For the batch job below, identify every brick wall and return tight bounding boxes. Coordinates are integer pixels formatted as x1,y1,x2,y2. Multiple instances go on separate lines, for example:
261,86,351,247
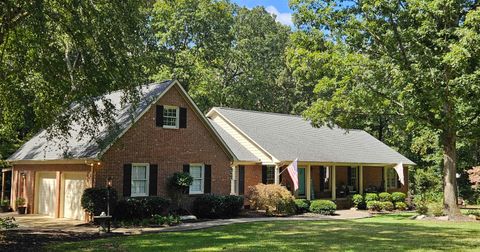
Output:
97,84,231,197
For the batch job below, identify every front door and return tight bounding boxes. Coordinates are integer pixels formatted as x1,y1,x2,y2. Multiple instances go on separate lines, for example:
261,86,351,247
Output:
298,168,306,196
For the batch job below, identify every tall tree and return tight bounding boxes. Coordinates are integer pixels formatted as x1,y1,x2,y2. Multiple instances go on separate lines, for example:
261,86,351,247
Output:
289,0,480,216
152,0,297,113
0,0,154,159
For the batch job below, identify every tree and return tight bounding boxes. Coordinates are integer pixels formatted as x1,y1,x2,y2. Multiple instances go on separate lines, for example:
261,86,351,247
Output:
0,0,154,159
152,0,298,113
289,0,480,216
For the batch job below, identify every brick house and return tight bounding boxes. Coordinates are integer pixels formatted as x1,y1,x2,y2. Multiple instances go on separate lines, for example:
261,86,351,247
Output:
8,80,414,220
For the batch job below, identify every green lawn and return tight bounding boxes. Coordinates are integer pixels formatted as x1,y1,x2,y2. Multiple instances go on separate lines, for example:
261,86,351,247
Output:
49,213,480,251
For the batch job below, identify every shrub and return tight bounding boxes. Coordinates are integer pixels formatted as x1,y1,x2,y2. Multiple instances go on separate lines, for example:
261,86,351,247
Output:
378,192,392,202
294,199,310,213
309,200,337,215
391,192,407,203
247,184,296,216
364,193,379,203
395,202,408,211
0,217,18,229
352,194,365,209
415,202,428,215
15,197,26,207
193,195,243,219
427,202,444,217
81,188,118,216
167,172,193,210
381,201,394,211
366,201,382,211
0,200,9,207
466,210,480,217
152,214,180,225
114,197,170,221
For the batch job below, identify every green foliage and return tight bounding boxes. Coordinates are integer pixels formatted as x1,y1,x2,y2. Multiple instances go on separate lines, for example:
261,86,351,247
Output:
381,201,394,211
352,194,365,209
0,200,9,207
427,202,445,217
466,210,480,217
294,199,310,213
15,197,25,207
415,202,429,215
248,184,296,216
114,197,170,221
395,202,408,211
193,195,243,219
168,172,193,190
365,193,379,203
391,192,407,203
81,188,118,216
0,217,18,229
151,214,180,226
309,200,336,215
366,201,382,212
378,193,392,202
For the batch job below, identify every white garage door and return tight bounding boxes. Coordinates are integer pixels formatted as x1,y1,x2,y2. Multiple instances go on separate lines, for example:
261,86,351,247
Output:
63,172,87,220
37,172,57,217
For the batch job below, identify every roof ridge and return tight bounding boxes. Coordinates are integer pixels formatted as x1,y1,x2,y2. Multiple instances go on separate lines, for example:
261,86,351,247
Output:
213,107,303,118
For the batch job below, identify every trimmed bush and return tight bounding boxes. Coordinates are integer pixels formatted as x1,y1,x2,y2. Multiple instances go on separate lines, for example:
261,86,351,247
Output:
366,200,382,211
352,194,365,209
309,200,336,215
81,187,118,216
391,192,407,203
427,202,444,217
395,202,408,211
114,197,170,221
294,199,310,213
381,201,394,211
365,193,379,202
248,184,296,216
378,192,392,202
415,202,428,215
193,195,243,219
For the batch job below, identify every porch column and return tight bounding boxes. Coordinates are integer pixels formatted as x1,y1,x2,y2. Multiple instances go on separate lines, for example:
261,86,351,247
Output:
383,167,388,192
359,166,364,194
230,165,237,195
331,165,336,200
274,165,280,185
306,164,311,200
1,169,5,201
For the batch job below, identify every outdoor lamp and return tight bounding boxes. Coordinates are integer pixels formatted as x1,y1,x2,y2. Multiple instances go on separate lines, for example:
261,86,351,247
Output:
107,177,113,188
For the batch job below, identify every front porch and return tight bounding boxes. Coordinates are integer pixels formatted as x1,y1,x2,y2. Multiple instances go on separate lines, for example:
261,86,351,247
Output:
278,164,408,201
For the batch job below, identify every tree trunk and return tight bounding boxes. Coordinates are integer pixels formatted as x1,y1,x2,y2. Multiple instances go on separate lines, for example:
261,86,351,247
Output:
441,129,461,218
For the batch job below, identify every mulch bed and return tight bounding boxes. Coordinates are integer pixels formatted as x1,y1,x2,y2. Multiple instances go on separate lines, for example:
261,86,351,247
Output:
0,229,119,252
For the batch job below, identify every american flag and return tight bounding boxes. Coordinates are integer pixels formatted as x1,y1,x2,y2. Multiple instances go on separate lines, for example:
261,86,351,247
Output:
287,158,299,191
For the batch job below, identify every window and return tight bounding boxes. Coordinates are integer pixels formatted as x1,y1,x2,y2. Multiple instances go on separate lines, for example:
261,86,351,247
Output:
387,168,398,189
189,164,204,194
131,163,149,196
266,165,275,184
163,105,179,128
348,167,358,187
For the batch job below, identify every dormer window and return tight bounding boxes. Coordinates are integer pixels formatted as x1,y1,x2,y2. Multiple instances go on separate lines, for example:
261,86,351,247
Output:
163,105,179,128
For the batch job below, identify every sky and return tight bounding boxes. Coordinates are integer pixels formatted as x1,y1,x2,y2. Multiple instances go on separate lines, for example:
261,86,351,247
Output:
231,0,294,27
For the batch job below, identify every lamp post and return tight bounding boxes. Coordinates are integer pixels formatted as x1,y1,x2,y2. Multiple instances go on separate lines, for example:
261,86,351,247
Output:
106,177,112,216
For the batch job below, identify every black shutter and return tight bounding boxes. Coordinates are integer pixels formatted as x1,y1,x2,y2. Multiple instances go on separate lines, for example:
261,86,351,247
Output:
319,166,325,191
179,107,187,128
261,165,267,184
239,165,245,195
204,165,211,194
183,164,190,173
149,164,158,196
123,164,132,197
156,105,164,127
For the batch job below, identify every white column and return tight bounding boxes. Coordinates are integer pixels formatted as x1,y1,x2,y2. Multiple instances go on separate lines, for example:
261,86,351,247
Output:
306,164,311,200
331,165,336,200
274,165,280,185
230,165,237,195
359,166,364,194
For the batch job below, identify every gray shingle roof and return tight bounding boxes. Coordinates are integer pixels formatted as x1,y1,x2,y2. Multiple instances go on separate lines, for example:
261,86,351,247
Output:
8,80,174,161
209,119,259,162
211,107,415,165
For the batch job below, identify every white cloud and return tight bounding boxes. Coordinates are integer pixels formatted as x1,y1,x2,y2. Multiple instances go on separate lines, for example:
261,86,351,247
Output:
265,5,293,27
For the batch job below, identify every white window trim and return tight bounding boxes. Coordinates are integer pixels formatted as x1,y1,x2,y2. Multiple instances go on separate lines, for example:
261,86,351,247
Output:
189,163,205,195
387,168,398,189
131,163,150,197
162,105,180,129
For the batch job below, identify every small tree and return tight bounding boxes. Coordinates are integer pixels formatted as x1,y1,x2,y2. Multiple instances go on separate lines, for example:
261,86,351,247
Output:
167,172,193,211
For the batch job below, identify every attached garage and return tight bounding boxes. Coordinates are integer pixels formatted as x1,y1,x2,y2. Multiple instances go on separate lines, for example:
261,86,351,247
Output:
36,172,57,217
61,172,87,220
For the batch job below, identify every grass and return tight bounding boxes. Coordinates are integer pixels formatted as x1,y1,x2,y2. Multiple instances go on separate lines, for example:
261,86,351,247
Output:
49,213,480,251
